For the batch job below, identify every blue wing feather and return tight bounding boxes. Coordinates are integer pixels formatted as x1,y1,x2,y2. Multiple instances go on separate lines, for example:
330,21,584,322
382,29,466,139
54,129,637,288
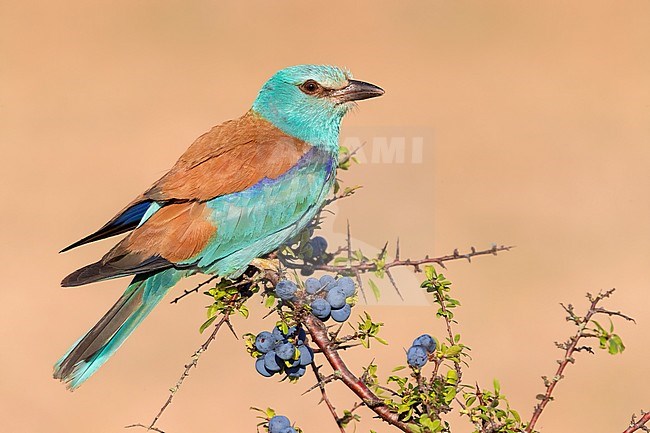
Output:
60,200,154,252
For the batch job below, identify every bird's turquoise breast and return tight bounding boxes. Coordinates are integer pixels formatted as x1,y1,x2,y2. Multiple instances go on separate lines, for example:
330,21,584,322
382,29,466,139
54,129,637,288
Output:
183,146,337,277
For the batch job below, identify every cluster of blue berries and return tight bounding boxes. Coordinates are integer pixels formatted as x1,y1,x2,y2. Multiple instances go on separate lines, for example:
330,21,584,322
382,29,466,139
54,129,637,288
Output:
268,415,298,433
307,275,355,323
406,334,437,368
273,275,356,323
253,325,313,379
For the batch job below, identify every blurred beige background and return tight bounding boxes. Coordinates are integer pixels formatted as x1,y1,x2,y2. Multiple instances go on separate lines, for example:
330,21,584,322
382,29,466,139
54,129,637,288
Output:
1,1,649,432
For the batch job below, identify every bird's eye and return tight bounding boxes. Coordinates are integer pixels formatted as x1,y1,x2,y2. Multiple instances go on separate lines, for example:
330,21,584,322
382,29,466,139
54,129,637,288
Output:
300,80,321,95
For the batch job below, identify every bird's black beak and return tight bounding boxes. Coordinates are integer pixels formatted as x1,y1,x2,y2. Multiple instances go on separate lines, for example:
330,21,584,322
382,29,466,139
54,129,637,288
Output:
331,79,385,104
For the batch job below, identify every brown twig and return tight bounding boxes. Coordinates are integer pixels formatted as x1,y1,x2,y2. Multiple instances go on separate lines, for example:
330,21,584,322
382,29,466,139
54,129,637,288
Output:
170,275,219,304
124,424,165,433
434,289,463,391
126,314,232,432
385,268,404,301
284,244,513,275
474,384,505,433
304,314,414,432
170,275,259,304
339,402,364,426
342,220,370,303
310,364,346,433
526,289,632,432
324,185,363,206
623,411,650,433
323,145,365,206
302,371,340,396
170,265,277,305
340,143,365,166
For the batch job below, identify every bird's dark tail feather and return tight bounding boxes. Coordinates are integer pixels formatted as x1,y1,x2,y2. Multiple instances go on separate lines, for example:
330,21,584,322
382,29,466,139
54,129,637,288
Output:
53,269,184,390
61,255,173,287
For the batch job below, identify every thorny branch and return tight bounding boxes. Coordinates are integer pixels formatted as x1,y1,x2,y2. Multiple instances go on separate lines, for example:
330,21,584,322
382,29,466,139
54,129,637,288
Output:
526,289,636,432
169,275,219,304
284,244,511,274
309,364,346,433
623,411,650,433
124,425,165,433
323,144,365,207
303,314,414,432
281,239,513,302
126,314,233,433
434,288,463,391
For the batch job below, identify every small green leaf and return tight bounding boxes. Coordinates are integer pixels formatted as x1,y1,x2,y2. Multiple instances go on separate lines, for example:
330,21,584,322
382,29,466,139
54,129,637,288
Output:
592,320,606,333
277,321,289,334
445,345,462,357
368,279,381,301
199,315,218,333
374,336,388,345
425,265,436,280
206,304,218,319
264,294,276,308
443,386,457,403
608,334,625,354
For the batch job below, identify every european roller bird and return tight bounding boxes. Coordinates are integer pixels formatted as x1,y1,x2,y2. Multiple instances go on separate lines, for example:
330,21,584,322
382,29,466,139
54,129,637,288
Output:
54,65,384,389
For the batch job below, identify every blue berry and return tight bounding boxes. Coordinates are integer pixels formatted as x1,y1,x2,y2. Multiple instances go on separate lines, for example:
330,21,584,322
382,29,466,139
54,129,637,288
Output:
298,345,314,366
255,331,275,353
269,415,291,433
310,236,328,256
286,364,307,378
319,274,337,291
279,326,302,344
255,357,273,377
337,276,356,297
276,342,296,361
263,351,282,372
275,280,298,300
326,287,347,309
413,334,437,353
287,356,301,368
311,298,331,319
407,345,428,368
272,326,285,343
279,428,297,433
330,304,351,323
295,327,307,345
305,277,322,294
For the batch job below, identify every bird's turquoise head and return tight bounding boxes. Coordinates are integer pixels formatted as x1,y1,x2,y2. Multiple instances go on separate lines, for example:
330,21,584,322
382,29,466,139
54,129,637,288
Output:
252,65,384,151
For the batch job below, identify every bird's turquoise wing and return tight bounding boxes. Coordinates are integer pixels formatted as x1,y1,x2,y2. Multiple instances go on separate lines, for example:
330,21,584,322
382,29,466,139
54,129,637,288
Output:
187,147,336,276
